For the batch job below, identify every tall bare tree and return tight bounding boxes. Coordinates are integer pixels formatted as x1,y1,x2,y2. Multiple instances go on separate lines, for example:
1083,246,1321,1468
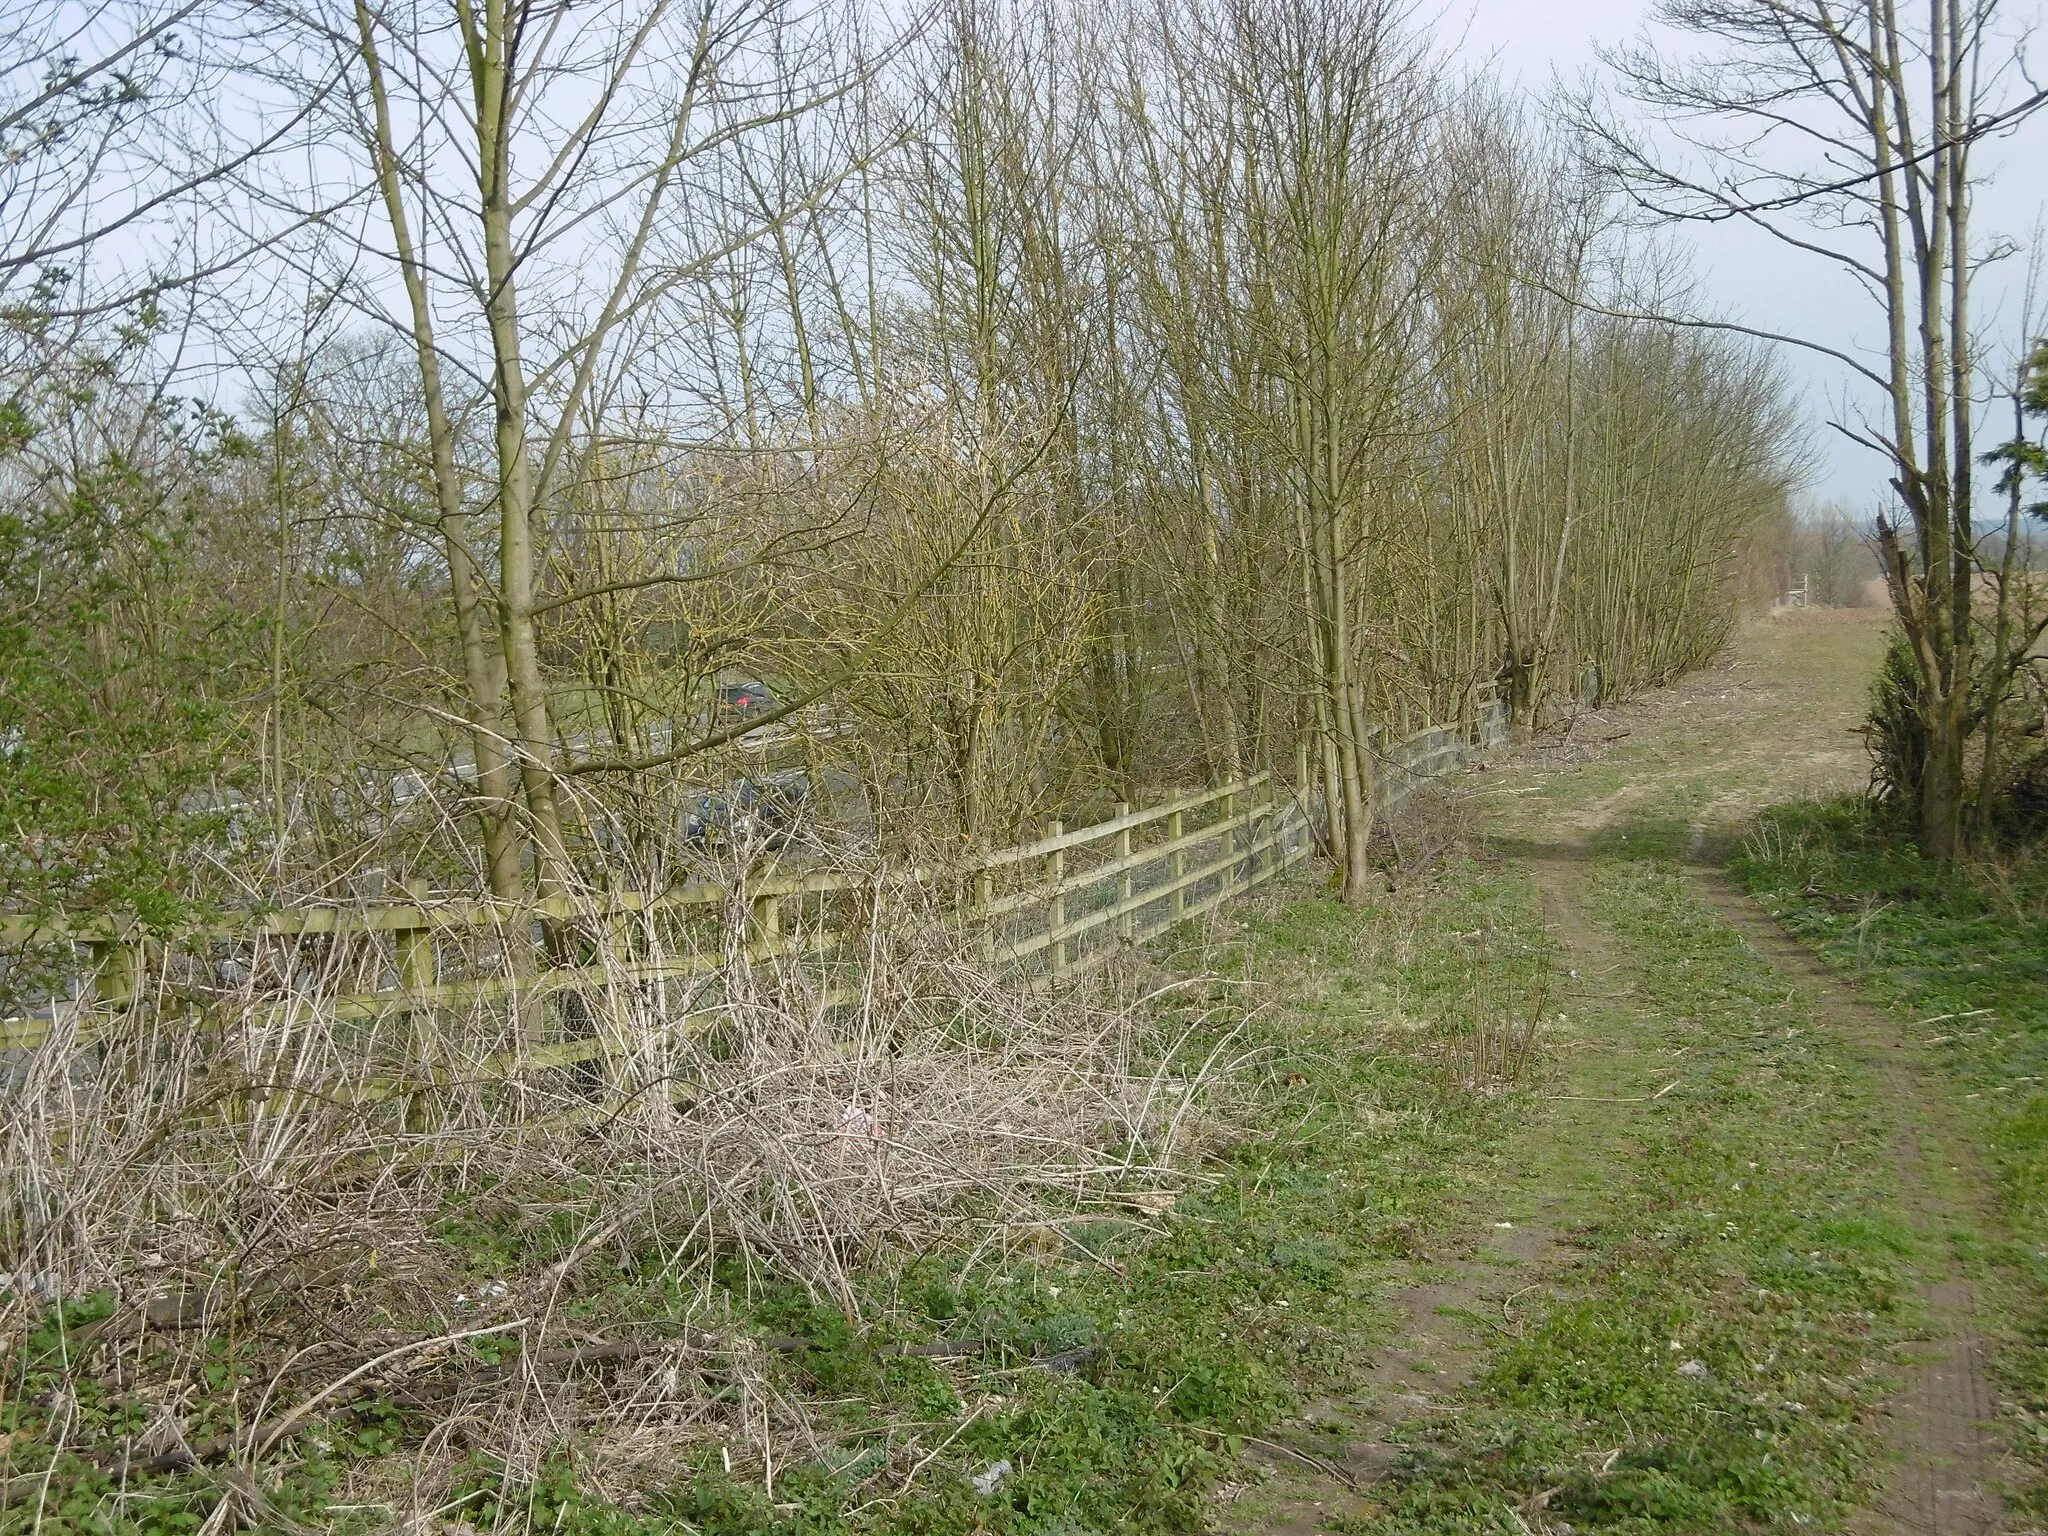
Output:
1585,0,2048,857
1239,0,1438,900
315,0,864,895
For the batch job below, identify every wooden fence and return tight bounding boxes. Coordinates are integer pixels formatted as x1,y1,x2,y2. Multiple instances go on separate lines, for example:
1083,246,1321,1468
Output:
0,702,1506,1090
0,778,1296,1054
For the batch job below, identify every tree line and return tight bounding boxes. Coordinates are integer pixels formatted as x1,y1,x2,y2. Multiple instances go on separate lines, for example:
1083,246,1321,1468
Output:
2,0,1810,927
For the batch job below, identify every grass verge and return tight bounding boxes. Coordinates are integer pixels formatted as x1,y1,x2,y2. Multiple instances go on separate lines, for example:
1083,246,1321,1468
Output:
8,824,1960,1534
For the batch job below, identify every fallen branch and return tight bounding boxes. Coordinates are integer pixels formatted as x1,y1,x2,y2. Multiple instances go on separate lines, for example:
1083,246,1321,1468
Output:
71,1323,732,1485
1186,1423,1362,1491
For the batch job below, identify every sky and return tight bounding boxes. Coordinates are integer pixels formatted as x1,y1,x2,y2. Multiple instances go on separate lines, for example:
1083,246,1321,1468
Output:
1440,0,2048,519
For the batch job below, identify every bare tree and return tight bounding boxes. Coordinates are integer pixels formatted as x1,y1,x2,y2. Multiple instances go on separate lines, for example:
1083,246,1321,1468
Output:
303,0,868,895
1,0,325,328
1,0,1816,927
1237,0,1440,900
1584,0,2048,857
1433,94,1594,725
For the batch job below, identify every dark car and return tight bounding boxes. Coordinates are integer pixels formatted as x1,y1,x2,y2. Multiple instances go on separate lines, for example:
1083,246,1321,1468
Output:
713,680,777,724
680,771,811,852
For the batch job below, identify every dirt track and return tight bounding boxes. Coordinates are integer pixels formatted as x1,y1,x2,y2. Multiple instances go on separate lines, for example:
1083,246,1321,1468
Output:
1230,610,2029,1534
1691,871,2007,1535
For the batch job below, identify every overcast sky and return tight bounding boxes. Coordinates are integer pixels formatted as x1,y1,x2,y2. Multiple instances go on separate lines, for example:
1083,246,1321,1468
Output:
1441,0,2048,519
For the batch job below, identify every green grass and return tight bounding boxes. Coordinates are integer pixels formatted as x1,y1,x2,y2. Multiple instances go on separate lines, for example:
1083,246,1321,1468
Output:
19,653,2018,1536
1735,797,2048,1509
1350,856,1917,1534
656,861,1553,1535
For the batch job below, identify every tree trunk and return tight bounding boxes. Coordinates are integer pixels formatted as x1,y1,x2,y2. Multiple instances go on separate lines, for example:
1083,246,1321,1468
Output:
474,0,570,894
1920,714,1965,860
352,0,523,899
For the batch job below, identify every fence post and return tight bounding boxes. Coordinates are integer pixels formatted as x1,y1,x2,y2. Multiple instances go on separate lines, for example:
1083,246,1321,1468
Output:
603,880,633,982
1047,820,1066,976
975,866,994,962
1115,803,1133,944
398,880,436,994
1256,784,1272,885
748,882,783,965
1221,787,1237,891
598,877,634,1091
1168,808,1185,922
398,879,439,1130
1294,739,1311,866
90,932,137,1010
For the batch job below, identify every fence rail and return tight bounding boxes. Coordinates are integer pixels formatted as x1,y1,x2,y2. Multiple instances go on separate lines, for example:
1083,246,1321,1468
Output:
1,702,1506,1081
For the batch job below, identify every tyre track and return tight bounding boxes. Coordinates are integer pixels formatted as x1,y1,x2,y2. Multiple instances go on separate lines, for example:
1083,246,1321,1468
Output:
1687,860,2012,1535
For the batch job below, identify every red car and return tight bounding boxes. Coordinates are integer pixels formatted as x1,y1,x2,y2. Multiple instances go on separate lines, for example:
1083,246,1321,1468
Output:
713,680,776,723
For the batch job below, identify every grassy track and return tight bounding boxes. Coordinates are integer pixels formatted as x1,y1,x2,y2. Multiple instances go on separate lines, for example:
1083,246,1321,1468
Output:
1217,608,2039,1534
1355,853,1922,1532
